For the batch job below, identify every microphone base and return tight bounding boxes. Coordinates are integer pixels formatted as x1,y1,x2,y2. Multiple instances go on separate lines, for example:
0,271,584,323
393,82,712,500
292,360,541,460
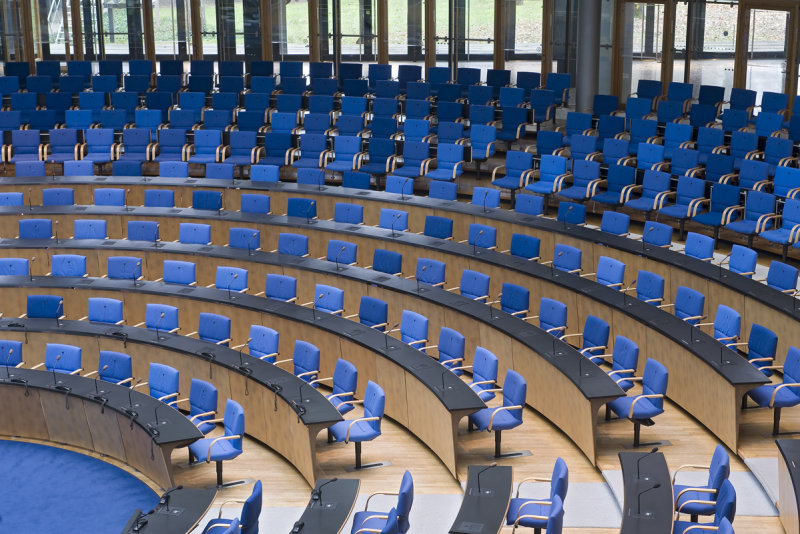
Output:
468,488,495,496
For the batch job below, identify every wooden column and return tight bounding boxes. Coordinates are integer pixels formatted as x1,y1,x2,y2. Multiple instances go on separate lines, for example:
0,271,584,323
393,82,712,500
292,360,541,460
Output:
660,0,675,87
377,0,388,63
610,0,625,99
261,0,273,60
732,3,749,89
541,0,553,78
142,0,156,62
493,0,504,69
190,0,203,59
70,0,84,60
785,6,799,102
19,0,36,69
424,0,435,71
308,0,320,62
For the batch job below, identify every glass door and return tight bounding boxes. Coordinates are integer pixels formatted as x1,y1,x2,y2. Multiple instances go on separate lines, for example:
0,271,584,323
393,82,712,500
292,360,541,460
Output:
0,0,26,61
614,1,669,99
80,0,145,59
435,0,494,71
744,8,789,98
153,0,191,59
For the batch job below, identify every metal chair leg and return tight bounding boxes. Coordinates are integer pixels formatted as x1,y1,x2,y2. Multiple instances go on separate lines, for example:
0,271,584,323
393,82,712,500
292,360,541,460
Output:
355,441,362,469
633,422,641,447
773,407,782,436
494,430,502,458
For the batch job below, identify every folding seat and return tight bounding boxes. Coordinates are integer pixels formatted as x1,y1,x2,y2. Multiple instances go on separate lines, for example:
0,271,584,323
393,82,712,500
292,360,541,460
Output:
691,182,742,241
658,175,707,237
693,127,725,165
428,180,457,201
543,243,581,274
273,232,308,257
328,379,386,469
556,201,585,225
560,112,593,146
753,111,784,139
385,175,414,196
271,94,304,123
425,143,465,181
42,128,79,164
436,83,462,103
623,169,672,215
333,203,363,224
367,116,400,139
703,153,735,183
759,197,800,260
404,99,431,122
342,170,370,190
291,133,329,169
0,111,23,141
42,188,74,206
469,124,496,176
374,80,400,99
160,161,189,177
206,163,234,180
110,92,140,125
342,78,368,97
422,215,454,240
524,154,569,197
81,128,117,164
515,71,541,100
428,66,451,86
369,248,403,276
218,76,245,94
0,257,28,275
379,208,409,233
390,141,431,179
187,130,223,164
559,159,602,201
721,190,772,247
489,282,530,319
401,119,431,143
626,119,659,156
127,220,159,243
73,219,107,239
725,130,759,170
250,165,280,182
124,74,151,94
436,122,466,145
0,72,21,95
545,72,570,106
27,110,59,132
358,138,395,176
158,260,196,286
595,114,626,144
625,97,654,124
133,109,164,135
296,168,325,186
719,108,749,134
682,232,715,262
260,132,293,167
106,256,143,281
34,343,81,374
467,369,526,457
436,101,466,126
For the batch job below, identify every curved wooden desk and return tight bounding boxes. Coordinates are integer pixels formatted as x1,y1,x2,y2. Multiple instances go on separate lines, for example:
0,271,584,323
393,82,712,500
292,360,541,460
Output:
0,317,341,486
619,450,673,534
0,278,484,481
0,238,624,466
0,366,202,489
9,176,799,362
0,206,770,451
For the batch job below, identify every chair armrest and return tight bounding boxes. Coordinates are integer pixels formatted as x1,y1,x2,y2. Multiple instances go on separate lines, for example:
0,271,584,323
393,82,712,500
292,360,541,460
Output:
345,416,380,442
202,435,242,462
189,410,216,423
628,394,664,418
488,405,523,430
770,383,800,407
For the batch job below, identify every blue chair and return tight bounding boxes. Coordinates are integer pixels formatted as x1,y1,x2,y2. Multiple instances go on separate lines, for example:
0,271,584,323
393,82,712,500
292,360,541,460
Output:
74,219,110,239
624,170,672,215
370,249,402,276
504,233,541,261
18,219,53,239
425,143,465,181
412,258,446,288
491,151,534,204
719,244,757,278
82,128,117,165
179,223,211,245
428,181,457,201
600,335,640,390
287,197,317,219
505,457,568,532
329,380,386,469
737,323,778,376
760,197,800,260
379,208,409,233
88,351,133,386
314,358,358,415
259,274,298,303
697,304,741,346
600,211,630,237
682,232,715,262
135,303,179,336
761,260,798,295
49,255,87,277
592,165,636,207
342,171,371,190
492,282,530,319
15,161,46,177
206,163,235,180
672,482,736,534
0,340,23,368
0,258,28,276
746,346,800,435
229,228,261,253
458,346,499,401
462,223,497,249
468,369,526,457
94,188,126,207
514,194,544,216
390,141,431,180
421,215,453,240
662,286,706,325
322,239,358,266
187,313,232,346
160,161,189,178
188,399,245,487
326,136,364,173
690,183,743,242
350,470,412,534
524,155,569,197
394,310,428,351
42,188,74,206
63,160,94,177
450,269,490,303
84,298,124,325
127,221,160,243
43,128,80,164
535,297,568,337
158,260,196,286
304,284,345,315
236,325,280,363
201,481,261,534
275,233,308,257
658,176,708,238
333,203,364,224
139,363,180,405
472,187,501,209
276,340,320,385
544,244,581,274
607,358,669,447
587,256,626,289
240,194,271,215
349,296,389,332
34,343,81,374
250,165,280,182
211,266,248,294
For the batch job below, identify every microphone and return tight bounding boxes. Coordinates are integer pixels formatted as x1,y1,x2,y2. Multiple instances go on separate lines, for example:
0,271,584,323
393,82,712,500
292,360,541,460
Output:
312,292,323,322
334,245,346,272
563,205,572,229
226,273,238,300
125,189,131,211
55,299,63,327
417,265,426,293
29,257,35,281
27,187,32,211
636,447,659,480
622,279,637,306
475,462,498,495
247,232,257,256
385,322,400,352
305,200,316,224
133,261,141,287
154,311,165,340
158,485,183,511
482,189,489,213
636,482,661,516
718,252,732,279
401,178,410,201
391,213,401,238
474,229,483,255
4,348,14,380
151,403,165,434
311,478,338,506
94,364,109,395
52,354,62,387
642,226,654,253
719,344,732,367
238,341,253,375
54,220,59,245
489,291,501,320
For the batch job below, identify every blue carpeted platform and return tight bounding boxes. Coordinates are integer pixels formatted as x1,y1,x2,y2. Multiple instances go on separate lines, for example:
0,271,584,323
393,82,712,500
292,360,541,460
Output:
0,439,158,533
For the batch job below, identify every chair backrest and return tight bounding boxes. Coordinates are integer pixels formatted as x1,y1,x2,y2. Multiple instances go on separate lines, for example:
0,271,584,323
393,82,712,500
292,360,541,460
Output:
0,258,28,276
747,323,778,372
293,340,320,383
331,358,358,408
334,203,364,224
128,220,159,242
707,443,731,491
97,351,132,385
277,233,308,256
416,258,446,287
515,195,544,216
600,211,630,236
636,270,665,306
19,219,52,239
342,171,371,190
314,284,344,315
248,325,279,362
179,223,211,245
265,274,297,302
192,190,222,210
45,343,81,373
287,197,316,218
94,188,125,207
596,257,625,289
684,232,715,262
250,165,280,182
472,187,500,209
215,266,247,292
363,380,386,433
500,369,526,423
500,283,529,316
230,228,261,251
326,239,357,265
145,303,179,331
674,286,705,324
714,479,736,526
471,347,499,400
372,249,402,275
386,175,415,196
509,234,540,261
379,209,409,231
197,313,231,346
552,243,581,273
727,244,757,277
766,260,798,292
538,297,567,337
189,378,218,432
557,202,586,225
358,296,388,331
460,269,490,302
87,297,123,324
27,295,63,319
144,189,175,207
428,181,457,201
642,221,672,247
51,254,87,277
642,358,669,410
400,310,428,349
240,193,271,215
468,223,497,248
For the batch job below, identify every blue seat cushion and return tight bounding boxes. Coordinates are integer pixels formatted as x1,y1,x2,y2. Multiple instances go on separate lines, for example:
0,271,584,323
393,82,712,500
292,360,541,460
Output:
673,486,716,517
593,191,623,205
392,165,421,178
360,162,388,174
492,176,523,190
189,155,217,164
625,197,657,211
426,169,457,181
559,187,590,200
203,519,236,533
726,220,759,235
351,511,391,533
759,228,792,245
188,437,240,461
293,159,322,169
608,396,664,420
326,161,354,172
468,408,520,431
748,384,800,408
692,212,724,227
506,498,550,528
329,419,380,443
660,204,691,218
525,182,555,195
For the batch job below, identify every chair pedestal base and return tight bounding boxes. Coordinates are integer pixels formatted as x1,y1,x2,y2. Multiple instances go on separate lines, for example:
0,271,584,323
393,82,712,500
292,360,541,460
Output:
632,418,656,448
214,461,247,489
